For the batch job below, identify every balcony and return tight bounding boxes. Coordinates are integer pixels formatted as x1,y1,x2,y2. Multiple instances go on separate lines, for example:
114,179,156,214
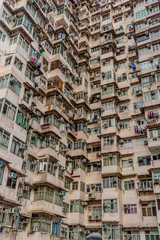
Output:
102,165,121,175
102,212,120,223
102,145,119,154
33,172,64,190
148,138,160,151
30,201,65,217
56,14,70,28
100,126,117,136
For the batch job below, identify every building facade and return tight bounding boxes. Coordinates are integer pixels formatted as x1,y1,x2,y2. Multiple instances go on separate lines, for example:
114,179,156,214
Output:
0,0,160,239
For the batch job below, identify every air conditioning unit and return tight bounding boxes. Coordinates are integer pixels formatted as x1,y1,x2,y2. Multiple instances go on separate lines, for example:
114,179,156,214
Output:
82,201,88,206
119,139,124,144
103,123,108,128
88,215,93,220
8,172,17,179
59,191,66,196
12,208,18,213
144,140,148,145
62,207,66,213
97,152,101,156
30,227,38,232
61,166,65,171
88,193,96,199
20,143,28,150
135,90,142,96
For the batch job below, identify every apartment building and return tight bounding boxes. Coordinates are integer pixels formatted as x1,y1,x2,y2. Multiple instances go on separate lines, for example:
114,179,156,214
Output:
0,0,160,239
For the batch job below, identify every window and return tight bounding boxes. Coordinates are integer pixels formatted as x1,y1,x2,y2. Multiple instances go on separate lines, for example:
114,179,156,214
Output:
61,227,68,239
124,204,137,214
38,158,56,175
0,127,10,149
70,200,84,214
122,159,133,168
21,186,31,200
102,71,112,81
9,35,18,45
133,101,144,110
119,121,130,130
142,202,156,216
0,205,13,226
93,163,102,171
147,6,159,15
124,180,135,190
138,156,151,166
145,231,160,240
135,23,147,31
0,30,6,42
5,56,12,66
26,157,36,171
54,190,63,207
137,138,148,146
140,61,152,70
139,179,153,190
103,154,120,167
120,140,132,148
6,172,17,189
0,164,5,184
74,140,84,150
52,218,61,236
18,35,29,52
153,43,160,52
14,57,23,71
103,176,121,189
80,182,85,192
143,90,158,101
17,218,28,231
65,178,71,190
34,186,54,203
86,184,101,193
138,47,150,56
103,14,110,21
88,206,102,220
136,10,146,19
72,182,78,190
153,154,160,161
124,231,140,240
103,199,118,213
0,98,17,121
10,136,24,158
9,75,21,95
102,86,114,95
153,172,160,181
25,66,35,83
137,34,149,43
103,136,114,146
31,214,52,233
104,225,122,240
16,110,29,130
91,46,100,53
117,62,126,69
102,60,111,67
119,104,129,113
